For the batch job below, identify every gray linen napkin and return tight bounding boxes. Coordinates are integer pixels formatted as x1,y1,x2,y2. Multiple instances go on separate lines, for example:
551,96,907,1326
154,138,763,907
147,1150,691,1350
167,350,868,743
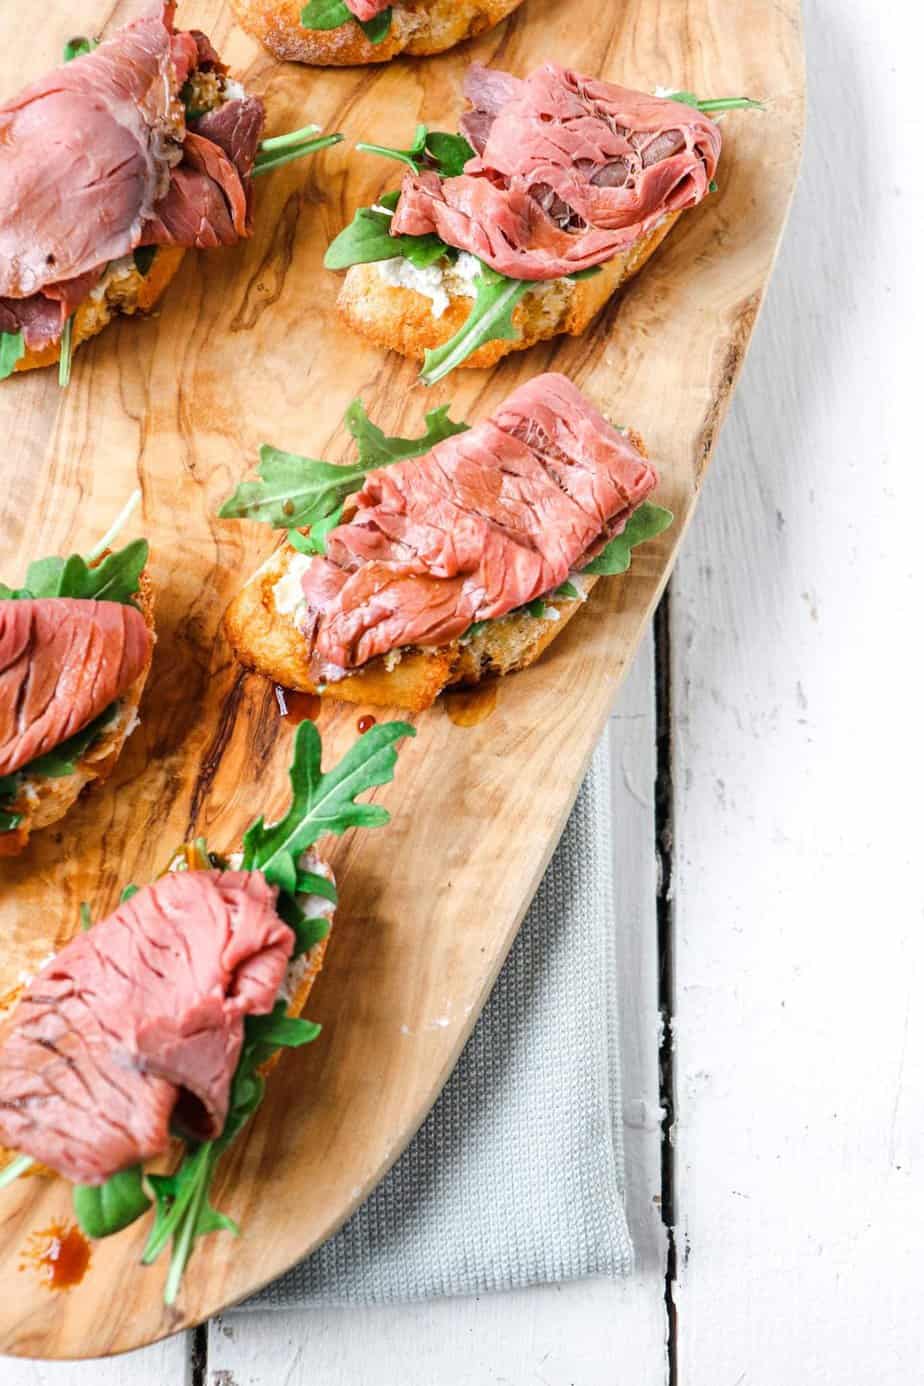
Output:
246,730,632,1308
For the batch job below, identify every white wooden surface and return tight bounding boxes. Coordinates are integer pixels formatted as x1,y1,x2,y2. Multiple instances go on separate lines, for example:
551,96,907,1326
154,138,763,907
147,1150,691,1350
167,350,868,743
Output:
6,0,919,1380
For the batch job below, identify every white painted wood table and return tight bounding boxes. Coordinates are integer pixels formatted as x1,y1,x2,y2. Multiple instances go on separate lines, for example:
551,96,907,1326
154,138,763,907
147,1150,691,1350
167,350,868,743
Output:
7,0,920,1380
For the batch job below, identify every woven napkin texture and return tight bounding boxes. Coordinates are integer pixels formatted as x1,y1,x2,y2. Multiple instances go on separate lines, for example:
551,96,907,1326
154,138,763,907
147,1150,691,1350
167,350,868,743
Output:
245,729,632,1308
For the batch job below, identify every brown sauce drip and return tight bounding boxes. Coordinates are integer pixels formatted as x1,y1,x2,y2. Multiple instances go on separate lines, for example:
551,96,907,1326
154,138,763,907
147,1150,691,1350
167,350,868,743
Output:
356,714,377,735
275,686,321,724
444,683,499,727
21,1221,91,1290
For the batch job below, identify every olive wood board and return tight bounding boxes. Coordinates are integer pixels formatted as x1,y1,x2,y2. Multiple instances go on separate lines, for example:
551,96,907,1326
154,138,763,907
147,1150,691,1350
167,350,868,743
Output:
0,0,804,1357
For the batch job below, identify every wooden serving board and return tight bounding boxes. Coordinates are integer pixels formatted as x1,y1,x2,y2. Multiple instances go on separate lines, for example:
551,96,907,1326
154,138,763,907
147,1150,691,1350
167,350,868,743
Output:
0,0,804,1357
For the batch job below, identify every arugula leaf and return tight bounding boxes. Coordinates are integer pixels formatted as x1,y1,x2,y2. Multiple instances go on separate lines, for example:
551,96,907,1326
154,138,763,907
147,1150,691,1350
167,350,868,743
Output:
554,580,582,601
0,809,21,833
300,0,353,28
63,36,98,62
241,718,415,893
252,126,344,177
424,131,475,179
300,0,392,41
356,126,474,178
346,398,468,466
294,868,338,902
325,195,447,272
420,264,530,386
219,400,466,538
358,9,392,43
582,502,674,575
666,91,763,113
73,1166,151,1239
288,515,340,556
291,915,331,956
24,539,148,605
0,330,25,382
27,704,118,779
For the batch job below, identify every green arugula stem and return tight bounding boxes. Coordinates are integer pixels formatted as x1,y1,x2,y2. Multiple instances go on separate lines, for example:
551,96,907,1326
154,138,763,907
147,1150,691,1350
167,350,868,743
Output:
142,1144,212,1267
253,130,343,176
355,138,422,171
0,1153,35,1189
695,96,763,112
87,488,142,562
260,124,321,151
163,1150,217,1306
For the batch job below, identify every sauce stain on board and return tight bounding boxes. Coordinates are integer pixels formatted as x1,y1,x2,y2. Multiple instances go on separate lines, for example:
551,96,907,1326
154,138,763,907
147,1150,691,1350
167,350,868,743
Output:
274,686,321,725
20,1221,91,1291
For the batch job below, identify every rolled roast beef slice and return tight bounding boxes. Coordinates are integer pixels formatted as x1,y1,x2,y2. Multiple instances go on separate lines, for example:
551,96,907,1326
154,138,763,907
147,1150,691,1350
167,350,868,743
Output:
0,871,294,1184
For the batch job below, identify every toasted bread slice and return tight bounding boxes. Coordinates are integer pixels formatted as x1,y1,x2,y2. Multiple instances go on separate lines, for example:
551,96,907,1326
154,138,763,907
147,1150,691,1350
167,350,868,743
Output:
229,0,523,65
0,575,157,857
224,428,647,712
338,212,681,370
13,248,187,376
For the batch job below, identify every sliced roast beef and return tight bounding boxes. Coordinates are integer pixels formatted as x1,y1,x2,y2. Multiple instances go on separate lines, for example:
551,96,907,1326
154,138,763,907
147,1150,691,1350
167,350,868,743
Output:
0,871,293,1185
346,0,392,19
0,5,182,300
0,598,151,776
141,99,264,247
392,63,722,280
298,373,657,673
0,5,263,349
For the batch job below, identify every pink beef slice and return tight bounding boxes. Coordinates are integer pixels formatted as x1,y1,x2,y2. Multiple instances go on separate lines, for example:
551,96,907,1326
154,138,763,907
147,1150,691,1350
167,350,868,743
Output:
0,598,152,777
0,4,263,347
0,871,294,1185
391,63,722,280
345,0,392,18
298,372,658,675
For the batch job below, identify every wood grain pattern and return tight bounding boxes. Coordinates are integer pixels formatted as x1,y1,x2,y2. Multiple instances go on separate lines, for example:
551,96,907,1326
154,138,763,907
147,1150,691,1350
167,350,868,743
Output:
0,0,803,1358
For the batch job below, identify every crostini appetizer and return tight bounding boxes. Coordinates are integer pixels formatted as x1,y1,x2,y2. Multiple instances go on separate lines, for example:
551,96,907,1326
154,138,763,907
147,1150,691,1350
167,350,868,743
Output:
231,0,525,67
0,3,341,385
221,373,672,711
0,717,414,1303
0,498,154,855
326,63,757,383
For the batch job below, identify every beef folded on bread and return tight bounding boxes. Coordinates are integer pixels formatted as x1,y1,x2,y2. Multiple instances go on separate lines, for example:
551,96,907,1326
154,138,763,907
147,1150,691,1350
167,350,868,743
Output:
0,2,341,384
0,717,415,1304
0,509,154,855
223,372,673,711
231,0,525,68
327,63,758,383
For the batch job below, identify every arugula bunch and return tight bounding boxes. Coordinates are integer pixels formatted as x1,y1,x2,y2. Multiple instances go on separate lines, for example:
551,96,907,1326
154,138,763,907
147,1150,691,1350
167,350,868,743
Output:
301,0,392,45
219,397,468,553
65,718,414,1302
